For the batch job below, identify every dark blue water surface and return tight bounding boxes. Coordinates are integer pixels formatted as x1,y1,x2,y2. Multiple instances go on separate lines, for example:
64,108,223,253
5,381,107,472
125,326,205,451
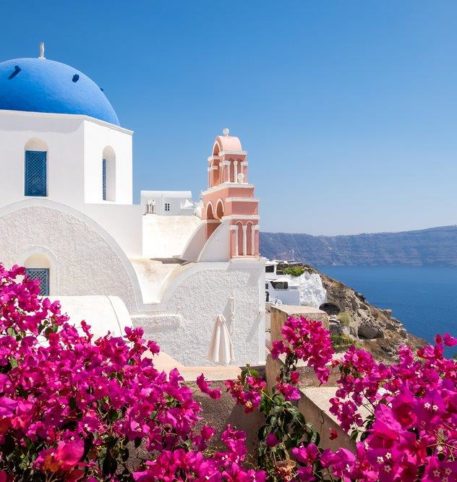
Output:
320,266,457,347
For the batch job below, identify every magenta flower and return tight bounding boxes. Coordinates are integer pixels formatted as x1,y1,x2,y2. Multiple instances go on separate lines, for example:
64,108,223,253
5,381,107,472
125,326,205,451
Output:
277,382,301,401
196,373,221,399
391,389,417,428
265,432,279,447
0,263,456,481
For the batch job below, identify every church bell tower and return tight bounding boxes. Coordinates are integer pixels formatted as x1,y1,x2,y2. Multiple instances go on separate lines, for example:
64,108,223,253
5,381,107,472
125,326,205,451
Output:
201,129,259,258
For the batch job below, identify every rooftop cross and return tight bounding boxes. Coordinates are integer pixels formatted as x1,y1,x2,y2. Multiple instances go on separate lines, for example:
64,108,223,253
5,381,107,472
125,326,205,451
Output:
39,42,45,59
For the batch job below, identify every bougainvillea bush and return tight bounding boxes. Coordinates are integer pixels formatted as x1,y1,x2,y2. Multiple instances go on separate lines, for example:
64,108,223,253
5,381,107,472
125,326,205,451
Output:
0,263,456,481
0,265,263,481
225,317,457,481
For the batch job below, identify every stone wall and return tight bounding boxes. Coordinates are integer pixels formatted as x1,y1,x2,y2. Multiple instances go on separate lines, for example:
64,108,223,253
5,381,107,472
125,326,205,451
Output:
267,305,357,451
269,304,328,345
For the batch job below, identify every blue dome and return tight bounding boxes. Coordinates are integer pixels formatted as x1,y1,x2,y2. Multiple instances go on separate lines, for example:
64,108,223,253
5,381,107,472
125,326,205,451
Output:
0,57,119,125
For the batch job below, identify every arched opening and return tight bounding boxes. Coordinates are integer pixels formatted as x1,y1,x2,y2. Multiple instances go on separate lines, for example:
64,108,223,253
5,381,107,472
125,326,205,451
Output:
206,202,215,220
24,138,48,197
206,202,219,238
237,222,244,256
24,253,51,296
212,141,221,157
102,146,116,201
216,200,224,220
246,222,254,255
229,161,235,183
212,159,221,186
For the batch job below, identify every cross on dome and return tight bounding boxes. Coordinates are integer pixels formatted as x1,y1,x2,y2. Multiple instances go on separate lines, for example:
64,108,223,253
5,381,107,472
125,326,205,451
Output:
39,42,45,59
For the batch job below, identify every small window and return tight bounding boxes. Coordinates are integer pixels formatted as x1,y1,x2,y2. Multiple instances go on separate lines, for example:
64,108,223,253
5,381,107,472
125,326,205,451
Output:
164,202,171,212
271,281,288,290
25,151,47,196
265,265,275,273
102,159,107,200
145,200,155,214
25,268,50,296
102,146,116,201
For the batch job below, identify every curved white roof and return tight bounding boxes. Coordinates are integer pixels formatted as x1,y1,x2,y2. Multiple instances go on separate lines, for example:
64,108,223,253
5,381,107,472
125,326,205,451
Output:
50,295,132,339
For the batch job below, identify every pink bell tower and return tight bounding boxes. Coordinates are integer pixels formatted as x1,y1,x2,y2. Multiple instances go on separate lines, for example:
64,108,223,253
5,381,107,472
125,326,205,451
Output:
201,129,259,258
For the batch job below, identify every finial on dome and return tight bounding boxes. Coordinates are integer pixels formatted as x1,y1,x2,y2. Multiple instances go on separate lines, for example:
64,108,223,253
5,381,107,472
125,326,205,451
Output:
39,42,45,59
222,127,230,136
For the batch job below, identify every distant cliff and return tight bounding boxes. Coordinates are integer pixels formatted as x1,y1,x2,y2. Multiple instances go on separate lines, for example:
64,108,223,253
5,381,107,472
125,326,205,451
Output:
261,225,457,266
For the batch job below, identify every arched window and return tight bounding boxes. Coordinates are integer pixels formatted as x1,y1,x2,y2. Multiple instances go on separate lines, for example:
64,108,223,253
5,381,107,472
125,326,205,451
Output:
237,222,244,256
24,254,50,296
216,200,224,220
24,139,48,197
206,202,218,237
102,146,116,201
212,159,221,186
246,222,254,255
229,161,235,183
206,202,215,220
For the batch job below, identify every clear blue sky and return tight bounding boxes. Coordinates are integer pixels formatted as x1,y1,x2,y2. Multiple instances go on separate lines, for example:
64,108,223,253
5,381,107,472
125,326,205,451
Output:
1,1,456,235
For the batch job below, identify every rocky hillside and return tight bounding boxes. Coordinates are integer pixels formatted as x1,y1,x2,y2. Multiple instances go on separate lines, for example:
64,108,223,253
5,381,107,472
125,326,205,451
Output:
261,225,457,266
300,265,425,360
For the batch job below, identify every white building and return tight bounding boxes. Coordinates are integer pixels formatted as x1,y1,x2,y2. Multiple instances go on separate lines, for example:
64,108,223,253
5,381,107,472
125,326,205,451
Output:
0,48,265,366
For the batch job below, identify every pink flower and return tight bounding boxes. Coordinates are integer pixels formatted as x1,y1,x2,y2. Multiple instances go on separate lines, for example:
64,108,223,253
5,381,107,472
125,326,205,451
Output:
277,382,301,401
321,448,355,477
443,333,457,347
225,371,265,412
1,263,457,481
36,439,84,473
291,443,319,464
196,374,221,399
265,432,279,447
423,455,457,481
271,340,285,359
391,389,417,428
290,370,300,384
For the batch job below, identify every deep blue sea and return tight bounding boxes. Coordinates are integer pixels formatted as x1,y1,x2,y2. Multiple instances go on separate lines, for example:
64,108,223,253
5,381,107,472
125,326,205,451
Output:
319,266,457,351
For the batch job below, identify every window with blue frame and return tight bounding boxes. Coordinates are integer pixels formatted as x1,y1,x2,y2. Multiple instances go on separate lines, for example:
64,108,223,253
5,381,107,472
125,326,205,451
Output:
25,268,50,296
102,158,107,200
25,150,47,196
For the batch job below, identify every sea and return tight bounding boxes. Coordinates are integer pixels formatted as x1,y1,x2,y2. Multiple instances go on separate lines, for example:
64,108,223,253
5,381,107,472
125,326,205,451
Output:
319,266,457,354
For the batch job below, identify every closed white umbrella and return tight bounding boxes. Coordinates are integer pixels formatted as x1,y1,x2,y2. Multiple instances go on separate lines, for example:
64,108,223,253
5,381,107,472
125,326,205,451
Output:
208,314,234,365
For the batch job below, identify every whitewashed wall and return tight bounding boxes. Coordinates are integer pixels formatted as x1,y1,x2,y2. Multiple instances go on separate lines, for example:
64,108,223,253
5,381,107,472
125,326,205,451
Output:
49,295,132,339
140,191,194,216
84,203,143,258
142,215,201,259
0,200,266,367
198,219,231,262
137,260,266,366
0,110,133,208
83,121,133,204
0,111,85,207
0,201,140,311
0,110,266,368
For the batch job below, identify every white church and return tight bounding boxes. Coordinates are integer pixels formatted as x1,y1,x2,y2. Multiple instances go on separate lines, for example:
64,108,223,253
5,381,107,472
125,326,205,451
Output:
0,46,265,366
